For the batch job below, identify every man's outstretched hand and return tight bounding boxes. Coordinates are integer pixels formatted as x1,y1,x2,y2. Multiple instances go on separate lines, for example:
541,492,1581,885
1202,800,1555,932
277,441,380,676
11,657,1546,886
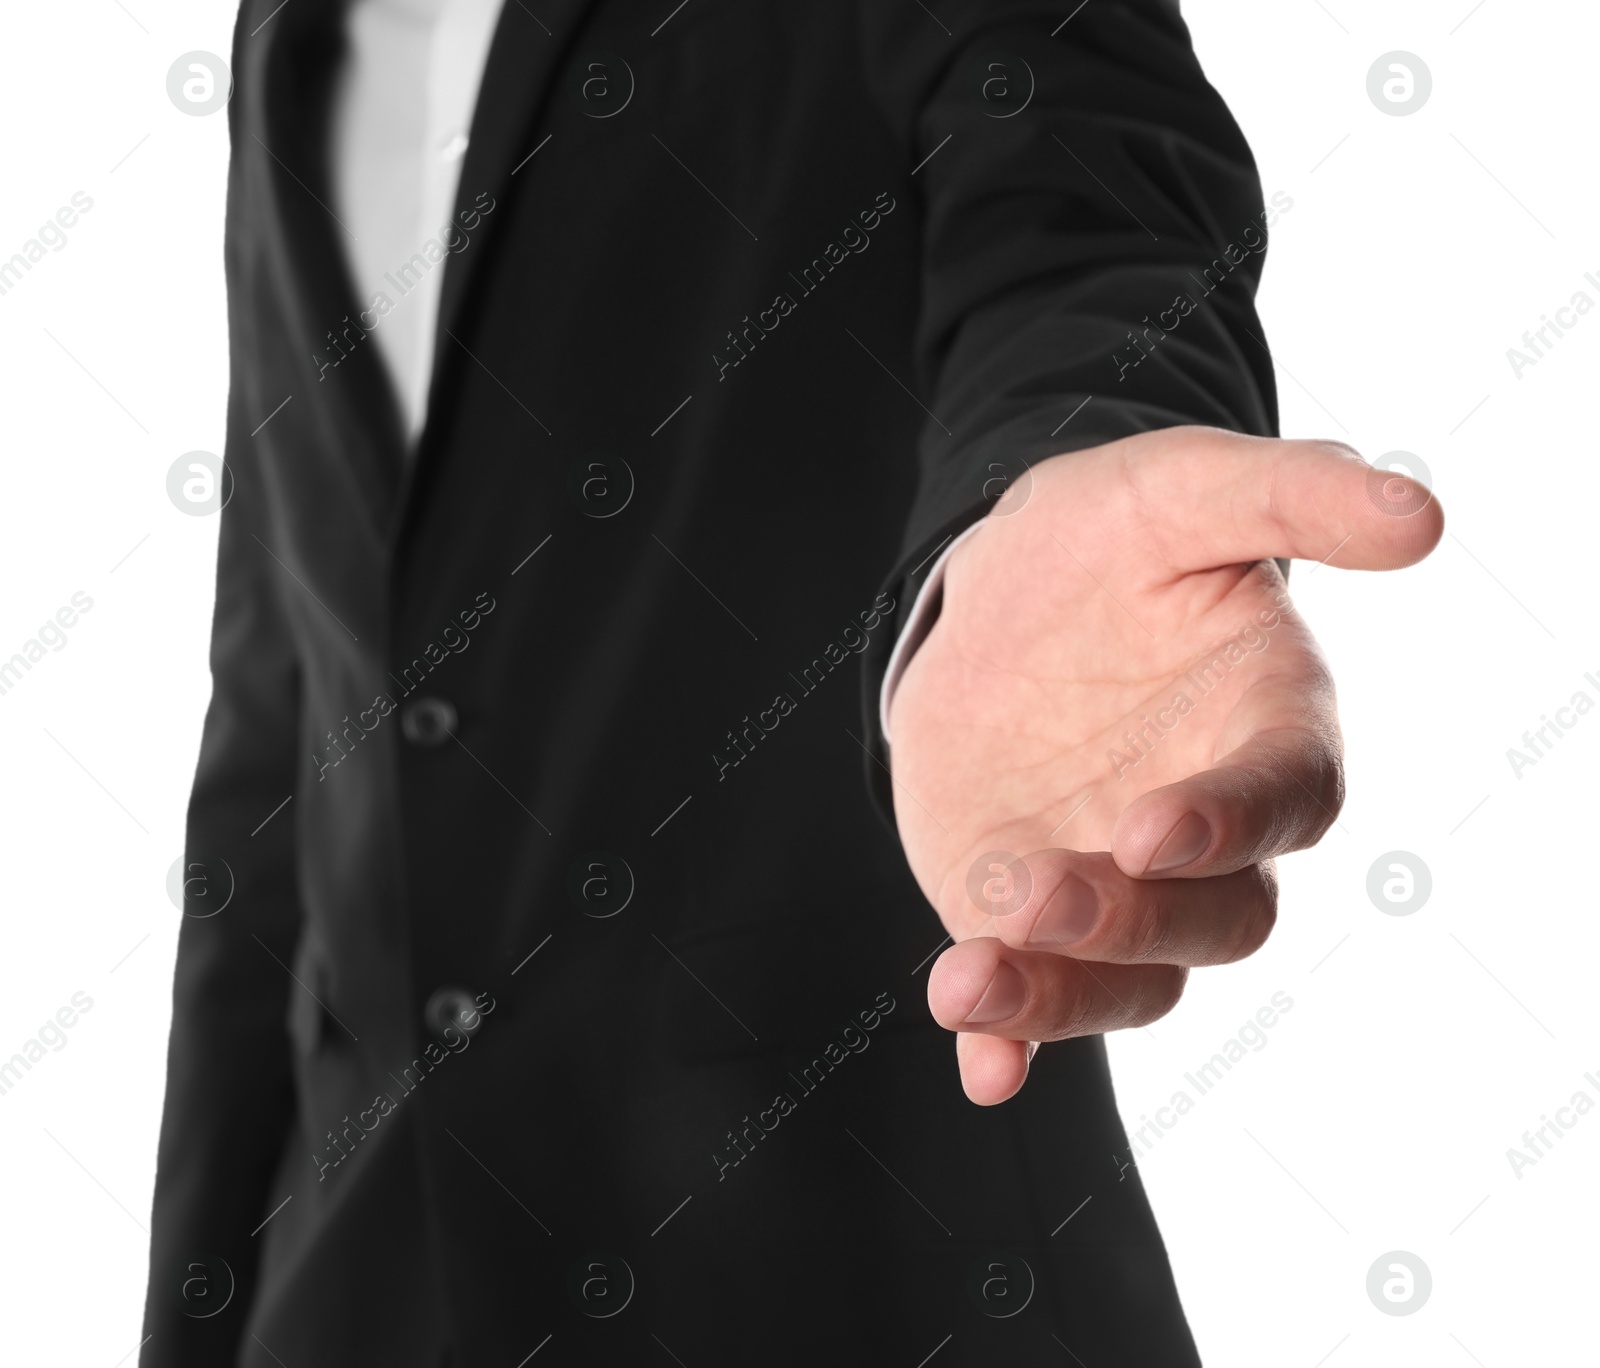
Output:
887,427,1443,1105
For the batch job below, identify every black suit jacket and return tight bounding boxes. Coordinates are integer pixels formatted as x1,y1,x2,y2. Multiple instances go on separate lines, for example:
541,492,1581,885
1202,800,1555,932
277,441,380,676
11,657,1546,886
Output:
143,2,1277,1363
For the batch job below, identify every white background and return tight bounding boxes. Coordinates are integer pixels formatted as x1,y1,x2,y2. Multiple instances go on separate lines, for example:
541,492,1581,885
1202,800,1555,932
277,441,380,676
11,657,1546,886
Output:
0,1,1591,1362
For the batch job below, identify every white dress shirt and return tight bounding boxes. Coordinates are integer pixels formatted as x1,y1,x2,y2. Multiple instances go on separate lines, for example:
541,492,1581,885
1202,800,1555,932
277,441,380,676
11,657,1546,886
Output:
328,0,507,447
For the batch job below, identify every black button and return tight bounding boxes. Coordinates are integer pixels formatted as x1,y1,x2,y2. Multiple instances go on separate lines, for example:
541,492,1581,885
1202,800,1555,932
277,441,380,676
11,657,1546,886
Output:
402,697,457,746
424,985,482,1039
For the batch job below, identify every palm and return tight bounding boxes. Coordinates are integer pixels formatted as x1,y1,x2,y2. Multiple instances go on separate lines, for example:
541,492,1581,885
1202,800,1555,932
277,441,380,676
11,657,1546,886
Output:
890,439,1324,939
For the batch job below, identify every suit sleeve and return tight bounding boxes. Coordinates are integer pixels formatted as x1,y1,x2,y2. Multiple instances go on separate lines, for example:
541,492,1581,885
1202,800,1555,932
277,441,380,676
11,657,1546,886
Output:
140,36,305,1363
856,0,1281,822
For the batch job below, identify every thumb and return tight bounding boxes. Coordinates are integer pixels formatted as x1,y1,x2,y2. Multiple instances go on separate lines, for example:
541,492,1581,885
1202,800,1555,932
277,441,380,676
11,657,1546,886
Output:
1128,430,1444,575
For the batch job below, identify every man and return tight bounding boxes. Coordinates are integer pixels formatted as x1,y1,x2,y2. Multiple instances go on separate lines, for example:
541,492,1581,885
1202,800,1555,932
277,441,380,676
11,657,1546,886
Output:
143,1,1442,1363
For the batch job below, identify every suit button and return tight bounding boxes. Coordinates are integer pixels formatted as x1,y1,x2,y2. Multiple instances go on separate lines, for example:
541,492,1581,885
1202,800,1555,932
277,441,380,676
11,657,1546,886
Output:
424,986,482,1039
401,697,457,746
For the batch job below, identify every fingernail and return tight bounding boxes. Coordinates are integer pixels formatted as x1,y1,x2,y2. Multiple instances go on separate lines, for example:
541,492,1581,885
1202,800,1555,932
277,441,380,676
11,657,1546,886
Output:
965,961,1026,1024
1032,874,1096,945
1146,812,1211,874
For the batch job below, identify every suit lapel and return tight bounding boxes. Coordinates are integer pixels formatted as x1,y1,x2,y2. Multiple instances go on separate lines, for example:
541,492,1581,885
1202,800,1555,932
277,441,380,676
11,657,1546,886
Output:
244,0,594,548
395,0,594,536
246,0,408,550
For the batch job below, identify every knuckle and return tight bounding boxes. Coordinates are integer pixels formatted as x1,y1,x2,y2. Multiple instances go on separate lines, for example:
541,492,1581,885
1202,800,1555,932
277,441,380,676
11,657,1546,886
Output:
1221,870,1278,963
1323,749,1348,820
1303,747,1346,844
1310,437,1363,464
1045,970,1100,1042
1120,892,1176,965
1140,965,1188,1026
1280,726,1344,846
